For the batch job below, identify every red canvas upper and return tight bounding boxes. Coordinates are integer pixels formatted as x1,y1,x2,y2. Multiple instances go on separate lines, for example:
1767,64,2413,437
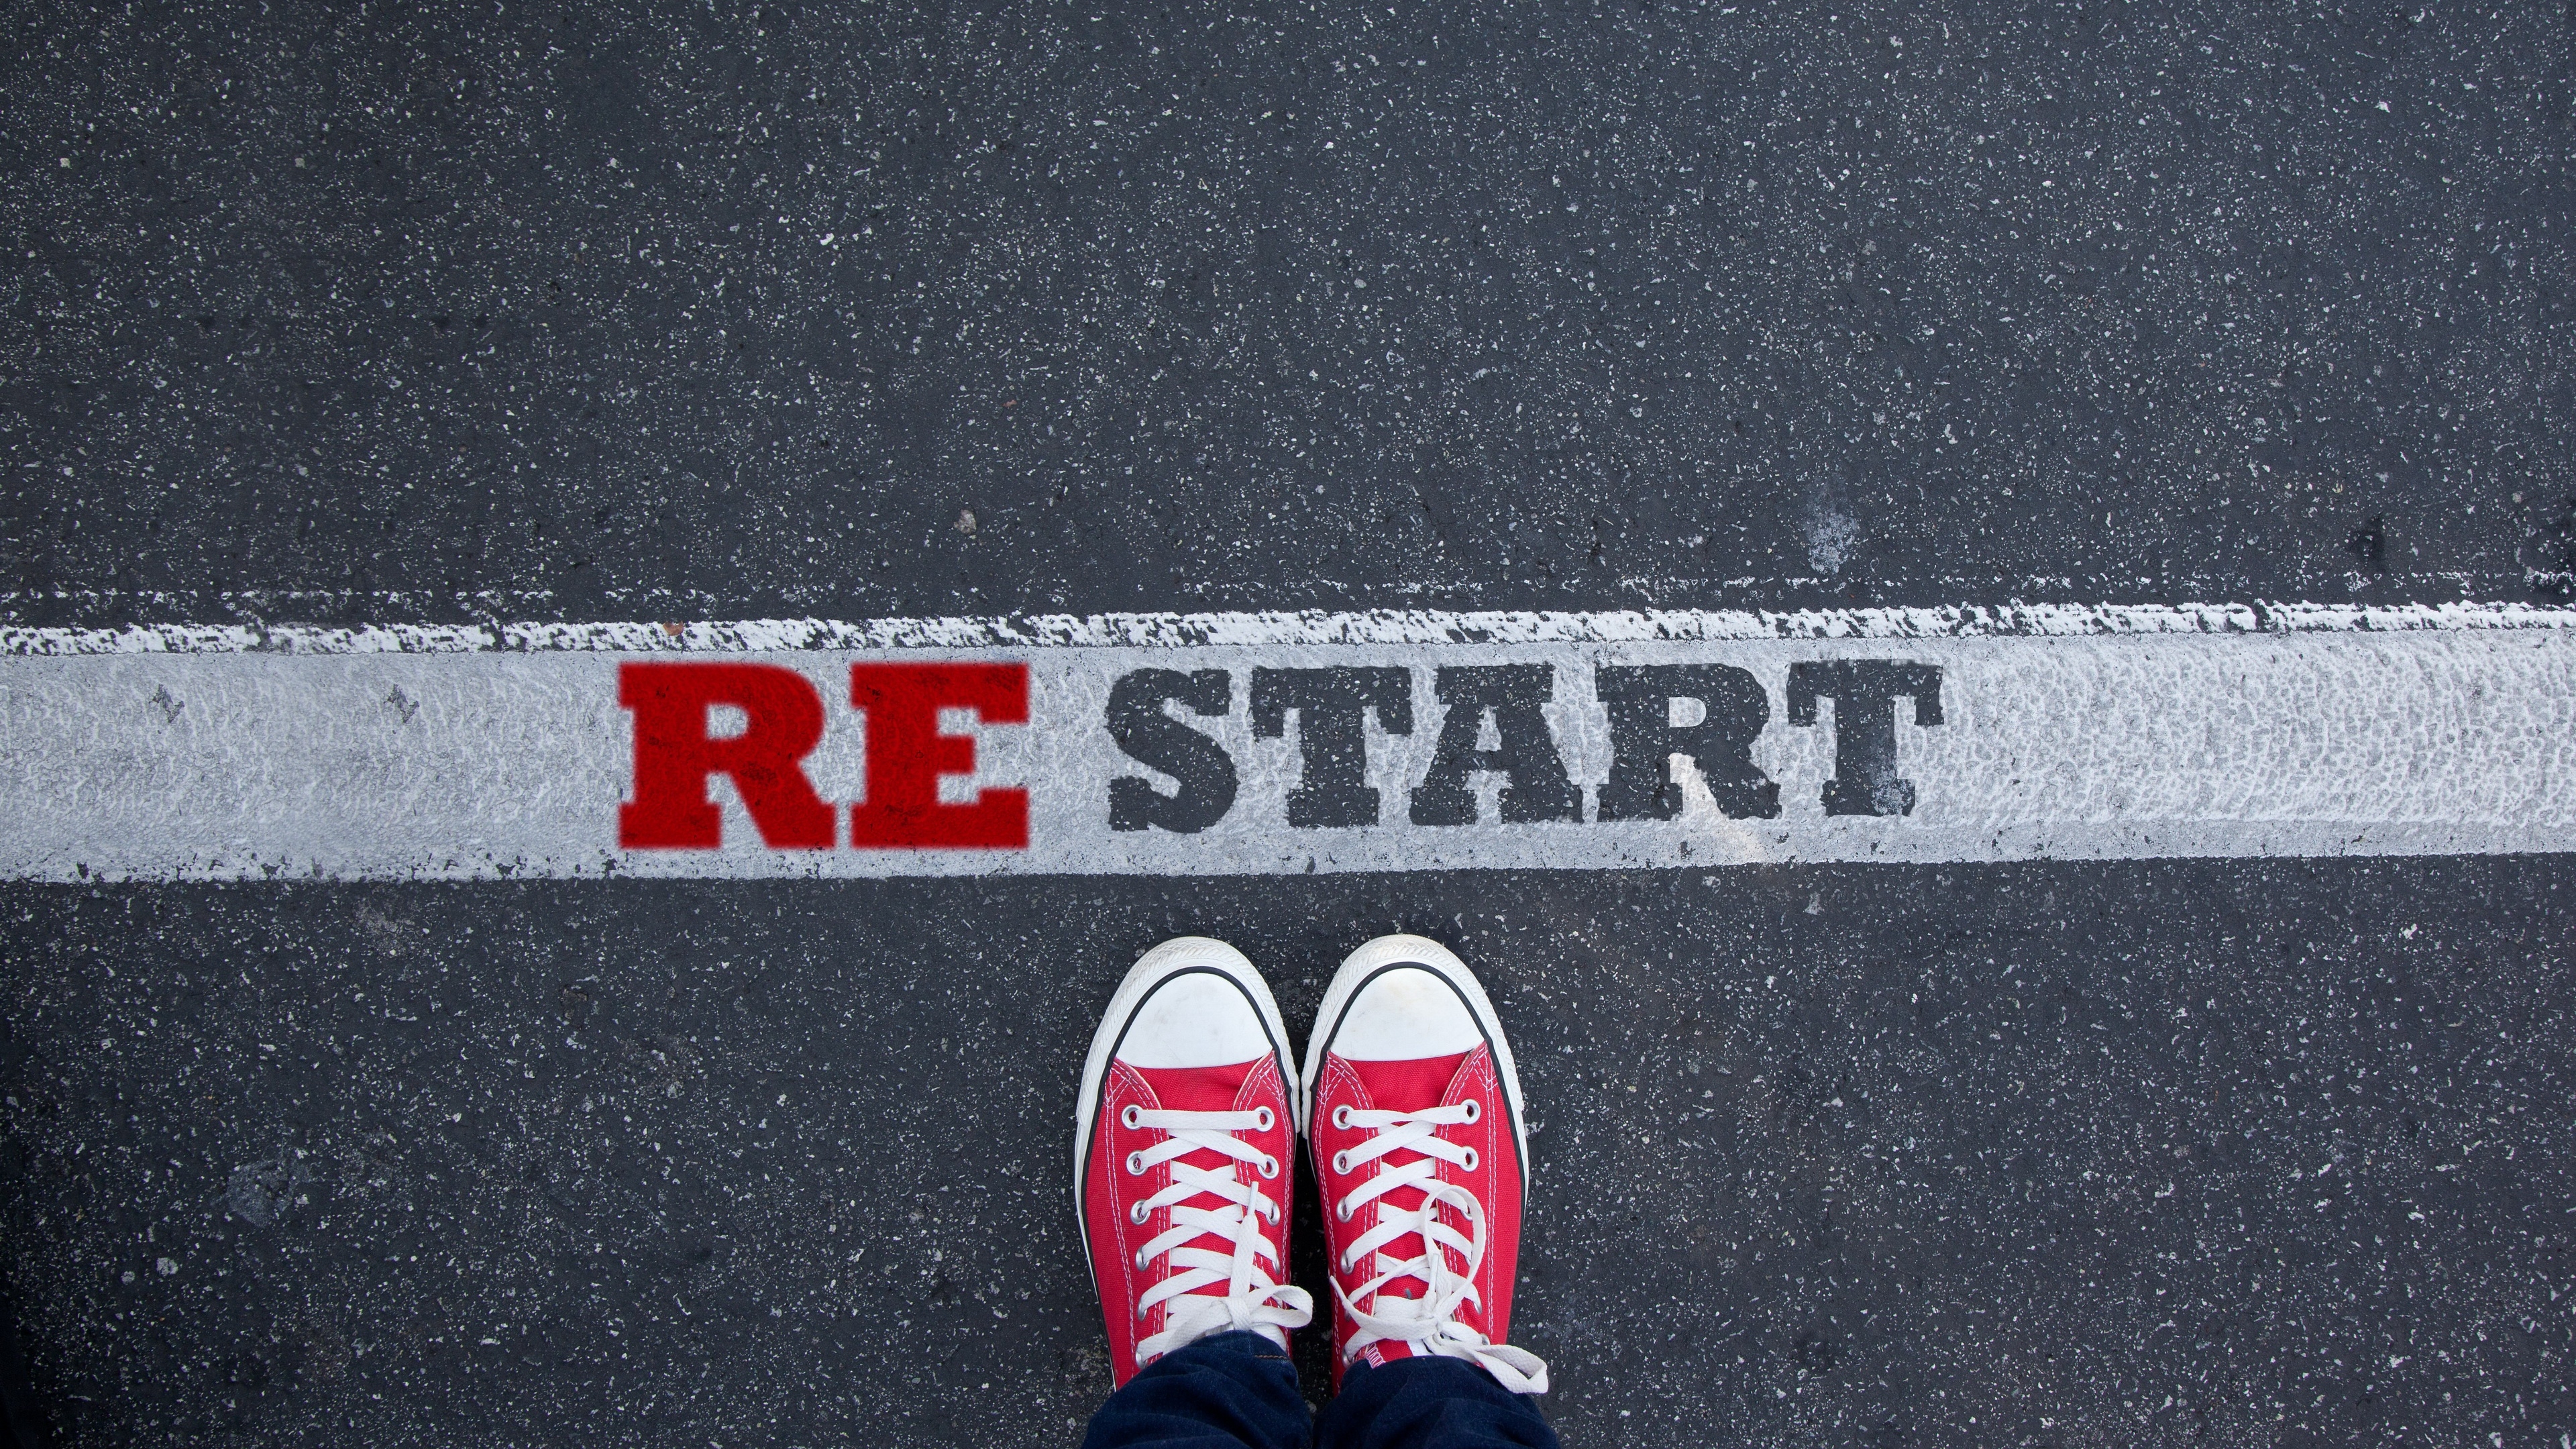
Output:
1309,1042,1538,1391
1079,1051,1302,1387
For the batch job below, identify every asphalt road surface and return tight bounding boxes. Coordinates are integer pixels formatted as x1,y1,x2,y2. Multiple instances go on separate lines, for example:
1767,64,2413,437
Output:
3,2,2573,1446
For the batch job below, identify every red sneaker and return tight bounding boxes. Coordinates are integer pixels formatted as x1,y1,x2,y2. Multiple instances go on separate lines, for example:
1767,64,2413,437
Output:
1301,934,1549,1393
1075,937,1313,1387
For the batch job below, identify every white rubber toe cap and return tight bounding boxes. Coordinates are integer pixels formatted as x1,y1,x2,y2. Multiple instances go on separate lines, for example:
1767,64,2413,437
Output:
1077,936,1297,1210
1328,967,1483,1060
1119,969,1277,1068
1301,933,1528,1163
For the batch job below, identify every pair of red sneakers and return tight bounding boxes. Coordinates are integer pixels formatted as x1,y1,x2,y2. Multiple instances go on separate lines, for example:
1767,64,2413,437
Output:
1074,934,1549,1395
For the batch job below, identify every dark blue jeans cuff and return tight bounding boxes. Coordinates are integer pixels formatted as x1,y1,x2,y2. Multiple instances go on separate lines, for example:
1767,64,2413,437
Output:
1315,1352,1560,1449
1081,1332,1560,1449
1081,1331,1310,1449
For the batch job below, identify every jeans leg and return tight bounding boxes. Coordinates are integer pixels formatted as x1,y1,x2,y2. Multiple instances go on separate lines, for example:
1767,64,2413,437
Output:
1081,1330,1316,1449
1311,1356,1559,1449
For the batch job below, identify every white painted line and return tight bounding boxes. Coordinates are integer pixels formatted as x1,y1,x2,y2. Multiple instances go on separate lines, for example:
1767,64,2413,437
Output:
9,599,2576,656
0,604,2569,881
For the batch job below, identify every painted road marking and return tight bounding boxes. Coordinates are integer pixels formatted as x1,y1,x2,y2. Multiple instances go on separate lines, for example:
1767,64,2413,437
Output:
1,603,2571,881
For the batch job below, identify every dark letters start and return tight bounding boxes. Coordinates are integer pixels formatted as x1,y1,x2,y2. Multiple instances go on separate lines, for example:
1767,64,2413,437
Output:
1108,660,1942,833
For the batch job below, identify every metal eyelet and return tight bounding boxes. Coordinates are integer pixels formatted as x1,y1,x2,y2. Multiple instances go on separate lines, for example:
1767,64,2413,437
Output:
1336,1201,1352,1222
1460,1147,1479,1171
1332,1104,1353,1129
1265,1201,1281,1222
1126,1150,1146,1176
1252,1106,1275,1132
1332,1150,1350,1174
1258,1154,1279,1179
1130,1201,1150,1226
1460,1099,1481,1124
1122,1104,1143,1129
1133,1249,1148,1269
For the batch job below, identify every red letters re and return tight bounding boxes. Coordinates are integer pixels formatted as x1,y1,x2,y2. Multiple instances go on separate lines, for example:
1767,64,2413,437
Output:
619,662,836,849
848,663,1030,849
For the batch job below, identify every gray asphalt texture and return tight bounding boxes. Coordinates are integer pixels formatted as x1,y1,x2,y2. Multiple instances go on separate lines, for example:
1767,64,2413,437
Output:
7,0,2576,619
5,865,2574,1445
3,1,2575,1446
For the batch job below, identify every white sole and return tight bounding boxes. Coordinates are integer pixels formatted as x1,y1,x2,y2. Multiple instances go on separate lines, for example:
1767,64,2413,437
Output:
1300,932,1532,1181
1071,936,1297,1269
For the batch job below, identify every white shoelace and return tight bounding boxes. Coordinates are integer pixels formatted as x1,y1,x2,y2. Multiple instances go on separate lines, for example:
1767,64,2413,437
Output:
1330,1102,1550,1393
1123,1106,1313,1365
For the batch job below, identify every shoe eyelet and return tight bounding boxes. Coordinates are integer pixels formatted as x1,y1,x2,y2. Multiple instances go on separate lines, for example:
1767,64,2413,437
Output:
1130,1201,1150,1226
1125,1150,1146,1176
1133,1249,1148,1270
1252,1106,1275,1132
1460,1147,1479,1171
1121,1104,1143,1130
1331,1104,1352,1130
1332,1150,1350,1174
1258,1154,1279,1179
1460,1099,1481,1124
1265,1202,1281,1222
1336,1201,1352,1222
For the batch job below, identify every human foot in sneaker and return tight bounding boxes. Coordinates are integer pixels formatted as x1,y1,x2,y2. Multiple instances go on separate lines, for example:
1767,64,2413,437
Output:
1301,934,1549,1393
1075,936,1312,1387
